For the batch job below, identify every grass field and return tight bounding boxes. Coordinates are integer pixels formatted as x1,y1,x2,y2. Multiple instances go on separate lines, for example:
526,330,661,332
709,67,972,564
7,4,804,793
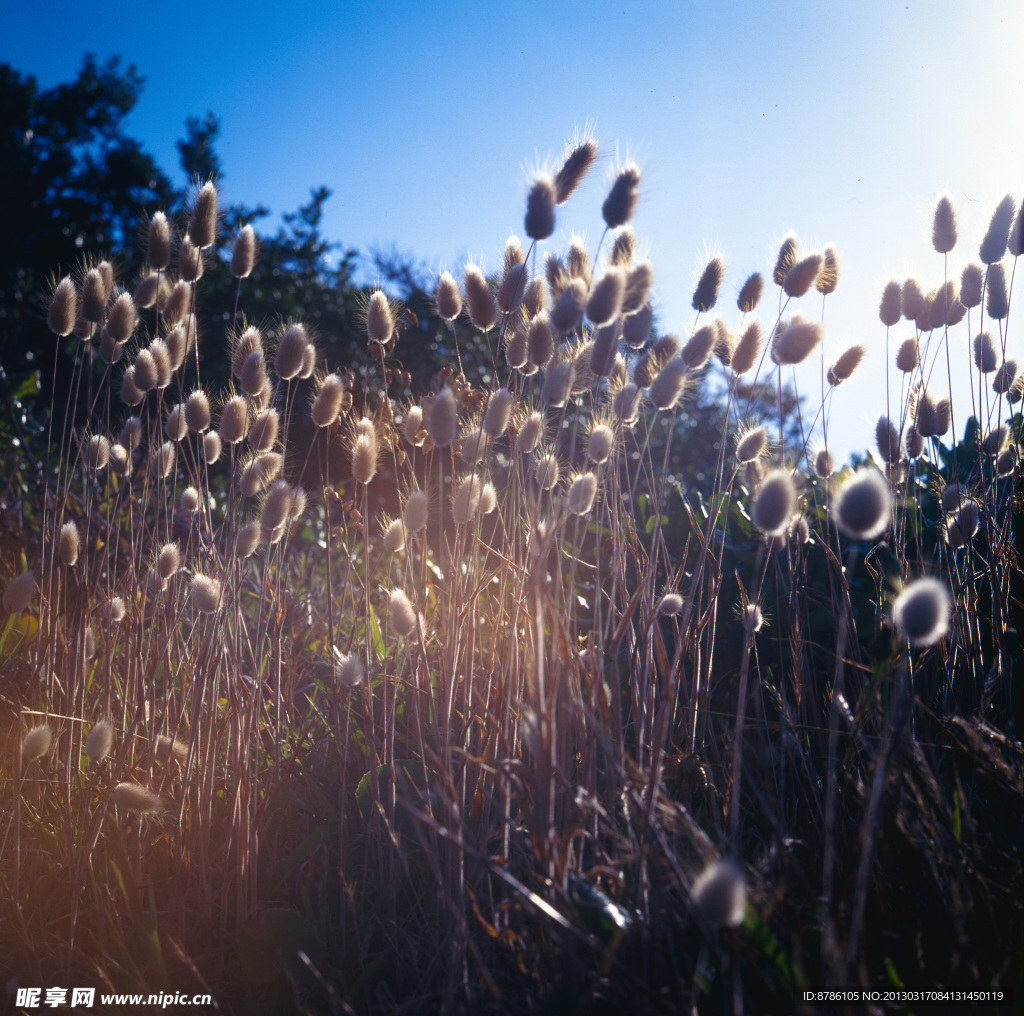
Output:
1,141,1021,1014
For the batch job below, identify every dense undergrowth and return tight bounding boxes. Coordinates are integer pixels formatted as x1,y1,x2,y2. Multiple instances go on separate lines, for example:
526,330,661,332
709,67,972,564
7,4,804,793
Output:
1,135,1022,1015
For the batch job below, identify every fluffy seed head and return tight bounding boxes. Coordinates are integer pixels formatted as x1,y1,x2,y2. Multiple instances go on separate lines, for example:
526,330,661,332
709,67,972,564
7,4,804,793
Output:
352,430,378,485
427,387,458,448
731,322,762,375
879,280,903,327
587,423,615,463
974,332,998,373
622,302,653,348
112,782,164,814
132,350,157,394
751,470,797,537
527,312,554,368
1009,197,1024,257
586,268,625,327
613,382,642,425
602,162,641,229
957,263,982,309
59,521,80,566
534,453,560,491
737,272,763,313
452,475,483,523
389,589,418,638
648,359,688,410
524,174,557,240
47,276,78,336
817,245,839,295
188,180,218,249
464,264,497,331
165,404,188,442
783,253,822,298
682,325,716,370
554,136,598,204
996,446,1018,476
235,520,261,558
79,268,106,324
620,260,653,317
179,486,200,515
382,518,406,554
240,452,282,497
481,388,513,438
163,280,191,326
4,571,35,614
772,316,822,366
85,434,110,471
435,271,462,321
566,471,597,514
459,426,489,466
875,416,901,464
366,290,395,344
219,395,250,444
523,276,547,318
692,859,746,928
610,226,635,267
204,431,222,464
231,224,256,278
402,489,429,533
334,650,364,689
190,574,222,614
232,326,263,377
904,425,924,459
148,340,172,388
154,735,187,766
150,441,176,480
498,262,529,315
22,724,53,762
736,427,768,464
311,373,346,428
239,350,268,398
101,596,126,624
275,323,308,381
893,578,950,647
147,211,171,270
157,542,180,581
895,338,919,373
182,389,211,433
542,359,576,409
983,425,1009,456
551,278,588,335
901,278,924,320
993,359,1018,395
659,592,684,616
772,234,798,286
979,194,1016,264
692,255,725,312
85,720,114,762
815,449,833,477
178,237,204,283
914,389,950,438
932,192,958,253
834,467,891,539
745,459,764,489
248,407,279,453
828,344,865,385
945,499,980,548
986,263,1009,320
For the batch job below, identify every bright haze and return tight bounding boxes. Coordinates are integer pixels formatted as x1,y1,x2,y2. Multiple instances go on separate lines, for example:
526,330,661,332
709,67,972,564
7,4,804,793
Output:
4,0,1022,464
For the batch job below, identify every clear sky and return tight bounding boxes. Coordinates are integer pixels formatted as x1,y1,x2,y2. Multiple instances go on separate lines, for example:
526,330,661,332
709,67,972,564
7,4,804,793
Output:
3,0,1022,463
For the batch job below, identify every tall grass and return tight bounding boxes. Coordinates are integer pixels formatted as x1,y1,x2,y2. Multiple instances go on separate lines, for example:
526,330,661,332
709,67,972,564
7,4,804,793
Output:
1,140,1021,1014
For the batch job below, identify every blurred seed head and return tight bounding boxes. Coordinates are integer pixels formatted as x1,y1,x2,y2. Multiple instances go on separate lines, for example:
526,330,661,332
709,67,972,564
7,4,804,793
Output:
751,470,797,537
833,467,891,540
112,782,164,815
566,471,597,515
895,338,919,373
978,194,1015,265
3,571,35,614
974,332,998,373
85,720,114,763
893,577,950,647
22,724,53,763
901,278,924,320
692,859,746,928
427,386,459,448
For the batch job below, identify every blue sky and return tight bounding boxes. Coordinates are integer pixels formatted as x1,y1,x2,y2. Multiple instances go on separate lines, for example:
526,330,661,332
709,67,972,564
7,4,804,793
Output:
3,0,1022,462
